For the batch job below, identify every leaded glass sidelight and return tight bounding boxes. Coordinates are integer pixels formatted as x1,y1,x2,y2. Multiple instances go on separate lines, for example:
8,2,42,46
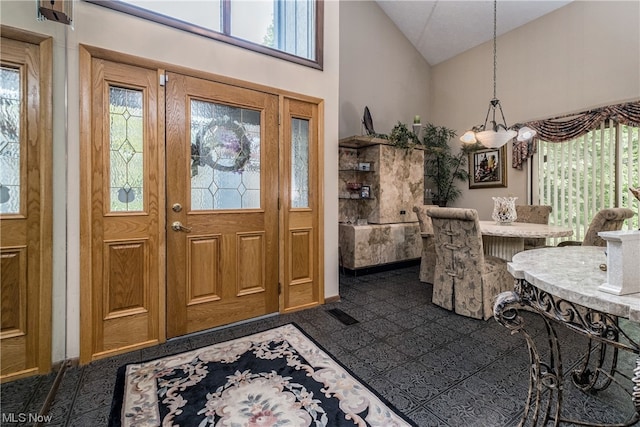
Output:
109,86,144,212
0,66,21,214
190,100,261,210
291,118,309,208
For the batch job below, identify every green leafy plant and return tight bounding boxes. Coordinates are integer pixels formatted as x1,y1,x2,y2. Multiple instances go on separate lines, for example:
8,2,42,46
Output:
388,121,421,150
422,123,477,206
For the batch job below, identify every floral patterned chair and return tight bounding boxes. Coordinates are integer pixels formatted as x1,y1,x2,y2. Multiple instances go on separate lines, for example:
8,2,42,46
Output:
413,205,436,284
426,207,513,320
515,205,552,249
558,207,635,247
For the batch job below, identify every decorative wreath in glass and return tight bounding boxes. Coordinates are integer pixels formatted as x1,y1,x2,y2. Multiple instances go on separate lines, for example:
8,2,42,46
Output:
191,116,252,176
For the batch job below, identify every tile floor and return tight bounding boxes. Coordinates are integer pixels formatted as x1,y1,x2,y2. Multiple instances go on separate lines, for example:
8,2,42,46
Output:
1,264,637,426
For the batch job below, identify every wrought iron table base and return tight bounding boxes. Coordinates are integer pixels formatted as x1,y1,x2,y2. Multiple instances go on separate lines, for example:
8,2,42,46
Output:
494,279,640,427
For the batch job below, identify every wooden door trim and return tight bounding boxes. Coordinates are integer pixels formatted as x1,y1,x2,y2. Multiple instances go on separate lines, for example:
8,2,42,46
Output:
0,27,53,381
38,35,54,380
79,46,92,364
317,100,325,305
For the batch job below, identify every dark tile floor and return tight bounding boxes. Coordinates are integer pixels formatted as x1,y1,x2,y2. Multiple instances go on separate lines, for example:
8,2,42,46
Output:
1,265,638,426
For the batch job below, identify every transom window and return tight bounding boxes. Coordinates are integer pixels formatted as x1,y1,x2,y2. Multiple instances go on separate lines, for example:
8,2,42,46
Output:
85,0,322,69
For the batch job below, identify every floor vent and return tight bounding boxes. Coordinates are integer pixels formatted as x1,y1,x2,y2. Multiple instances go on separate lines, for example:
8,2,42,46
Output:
326,308,359,325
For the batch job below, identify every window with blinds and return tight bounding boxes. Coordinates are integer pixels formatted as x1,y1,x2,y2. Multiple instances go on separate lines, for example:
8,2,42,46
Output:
536,121,639,244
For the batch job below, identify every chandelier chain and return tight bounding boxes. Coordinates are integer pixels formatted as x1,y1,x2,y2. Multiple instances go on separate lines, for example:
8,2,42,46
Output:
493,0,497,100
459,0,535,148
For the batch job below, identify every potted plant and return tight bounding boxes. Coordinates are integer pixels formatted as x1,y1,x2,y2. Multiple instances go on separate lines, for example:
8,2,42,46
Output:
422,123,472,207
388,121,421,150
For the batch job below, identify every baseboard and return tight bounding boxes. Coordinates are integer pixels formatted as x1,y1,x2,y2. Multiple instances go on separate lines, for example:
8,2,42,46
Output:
340,258,420,276
324,295,341,304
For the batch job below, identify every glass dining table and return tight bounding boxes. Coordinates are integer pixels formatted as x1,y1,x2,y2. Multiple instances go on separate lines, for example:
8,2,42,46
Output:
479,220,574,261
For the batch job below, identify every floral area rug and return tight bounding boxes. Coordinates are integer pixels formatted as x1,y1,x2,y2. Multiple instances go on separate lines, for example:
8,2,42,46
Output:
109,323,416,426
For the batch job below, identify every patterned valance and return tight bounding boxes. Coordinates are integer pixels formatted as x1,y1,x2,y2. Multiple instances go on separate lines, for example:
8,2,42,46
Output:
512,100,640,169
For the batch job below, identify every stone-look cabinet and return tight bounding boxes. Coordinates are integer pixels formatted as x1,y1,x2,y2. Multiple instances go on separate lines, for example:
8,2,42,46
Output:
338,136,424,224
338,136,424,270
339,223,422,270
376,144,425,223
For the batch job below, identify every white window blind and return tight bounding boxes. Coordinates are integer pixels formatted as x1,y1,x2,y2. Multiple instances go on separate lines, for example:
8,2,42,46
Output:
536,121,639,244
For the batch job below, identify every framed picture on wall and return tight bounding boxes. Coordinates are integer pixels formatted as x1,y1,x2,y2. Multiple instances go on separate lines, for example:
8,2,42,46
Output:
360,185,371,199
469,146,508,188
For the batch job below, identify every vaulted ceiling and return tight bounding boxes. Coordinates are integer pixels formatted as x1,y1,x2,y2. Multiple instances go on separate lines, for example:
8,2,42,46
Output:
376,0,573,66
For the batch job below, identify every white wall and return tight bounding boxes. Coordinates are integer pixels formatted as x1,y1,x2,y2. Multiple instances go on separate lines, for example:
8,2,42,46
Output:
430,0,640,219
339,1,431,138
1,0,340,362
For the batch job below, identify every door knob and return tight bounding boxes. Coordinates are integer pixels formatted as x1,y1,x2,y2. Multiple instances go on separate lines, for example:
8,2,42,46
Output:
171,221,192,232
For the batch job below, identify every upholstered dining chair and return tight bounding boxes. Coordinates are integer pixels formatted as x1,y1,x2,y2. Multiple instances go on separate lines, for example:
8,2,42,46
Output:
413,205,436,284
558,207,635,247
515,205,553,249
426,207,513,320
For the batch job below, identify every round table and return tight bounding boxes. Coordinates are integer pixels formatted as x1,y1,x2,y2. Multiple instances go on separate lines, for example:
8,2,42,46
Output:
479,220,574,261
494,246,640,426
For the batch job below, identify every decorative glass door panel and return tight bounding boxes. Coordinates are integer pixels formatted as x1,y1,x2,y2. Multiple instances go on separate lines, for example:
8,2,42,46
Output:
109,86,144,212
291,118,309,208
0,66,22,215
190,100,261,210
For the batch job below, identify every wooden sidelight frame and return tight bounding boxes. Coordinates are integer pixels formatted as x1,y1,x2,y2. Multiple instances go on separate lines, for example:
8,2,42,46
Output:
280,97,324,312
0,26,53,381
79,47,165,363
79,45,324,363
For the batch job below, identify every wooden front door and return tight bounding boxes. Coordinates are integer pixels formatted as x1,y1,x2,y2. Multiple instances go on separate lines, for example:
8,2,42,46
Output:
165,73,279,338
0,34,52,381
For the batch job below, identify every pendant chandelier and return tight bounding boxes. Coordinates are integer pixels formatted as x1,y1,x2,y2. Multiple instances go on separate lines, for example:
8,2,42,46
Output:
460,0,535,148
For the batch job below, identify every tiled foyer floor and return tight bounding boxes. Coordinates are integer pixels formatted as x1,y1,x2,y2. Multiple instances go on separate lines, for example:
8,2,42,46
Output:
1,264,637,426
